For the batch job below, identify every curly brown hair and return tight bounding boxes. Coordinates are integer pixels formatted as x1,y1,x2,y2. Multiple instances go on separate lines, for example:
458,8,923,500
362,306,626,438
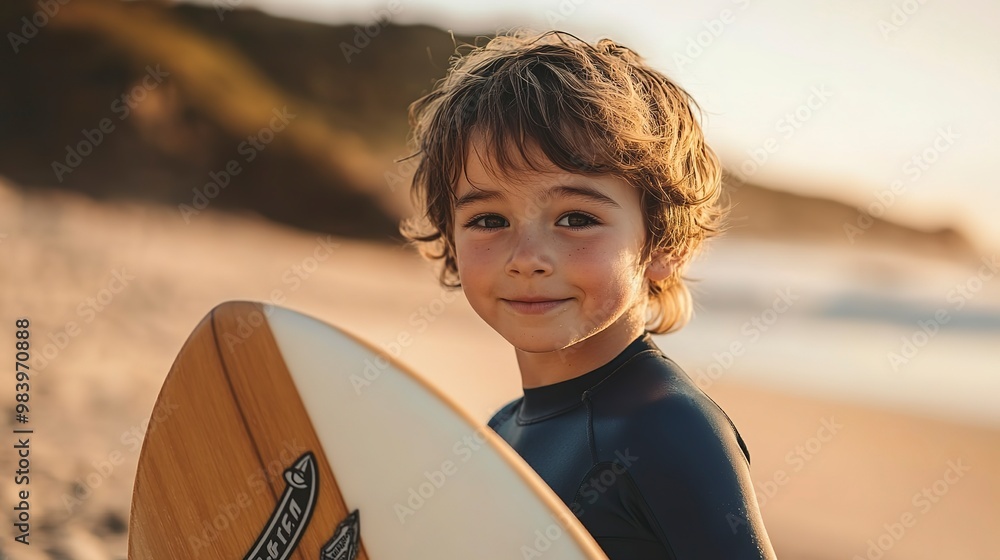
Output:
399,29,724,334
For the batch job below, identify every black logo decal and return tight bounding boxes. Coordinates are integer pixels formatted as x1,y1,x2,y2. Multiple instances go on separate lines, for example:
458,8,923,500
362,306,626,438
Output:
243,452,318,560
321,509,360,560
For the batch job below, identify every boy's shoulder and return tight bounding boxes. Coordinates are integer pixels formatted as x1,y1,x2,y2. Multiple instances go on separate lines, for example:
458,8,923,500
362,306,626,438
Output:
591,348,752,466
487,397,522,430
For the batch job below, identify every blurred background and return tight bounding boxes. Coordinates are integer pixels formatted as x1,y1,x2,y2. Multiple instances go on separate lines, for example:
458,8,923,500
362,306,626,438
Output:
1,0,997,558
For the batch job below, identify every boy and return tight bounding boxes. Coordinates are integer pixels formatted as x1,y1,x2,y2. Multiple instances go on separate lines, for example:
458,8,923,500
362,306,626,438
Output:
400,30,776,559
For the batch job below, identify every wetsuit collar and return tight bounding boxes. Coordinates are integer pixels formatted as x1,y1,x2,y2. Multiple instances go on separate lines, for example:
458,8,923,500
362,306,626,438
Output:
518,331,657,422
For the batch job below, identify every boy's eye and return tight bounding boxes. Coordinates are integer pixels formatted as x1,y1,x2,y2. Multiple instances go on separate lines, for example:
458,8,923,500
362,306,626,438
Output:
556,212,599,228
466,214,509,230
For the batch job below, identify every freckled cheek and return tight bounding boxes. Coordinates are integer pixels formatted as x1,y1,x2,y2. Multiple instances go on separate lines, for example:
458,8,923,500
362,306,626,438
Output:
455,238,497,276
571,249,636,297
564,249,602,277
564,241,623,272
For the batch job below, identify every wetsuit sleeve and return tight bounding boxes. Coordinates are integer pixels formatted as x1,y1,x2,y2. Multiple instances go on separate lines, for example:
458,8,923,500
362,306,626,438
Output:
622,395,776,559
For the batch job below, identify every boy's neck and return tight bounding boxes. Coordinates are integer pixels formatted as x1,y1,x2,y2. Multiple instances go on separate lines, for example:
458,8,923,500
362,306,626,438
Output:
515,320,647,389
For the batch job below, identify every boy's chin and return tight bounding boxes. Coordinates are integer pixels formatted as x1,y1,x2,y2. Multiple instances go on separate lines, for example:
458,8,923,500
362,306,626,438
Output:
501,331,577,354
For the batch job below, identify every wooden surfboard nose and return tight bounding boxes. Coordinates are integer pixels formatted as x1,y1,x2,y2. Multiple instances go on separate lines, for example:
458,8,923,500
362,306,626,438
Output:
128,301,368,560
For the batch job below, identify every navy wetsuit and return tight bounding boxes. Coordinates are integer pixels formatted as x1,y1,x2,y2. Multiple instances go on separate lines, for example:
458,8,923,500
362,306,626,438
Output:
488,331,775,559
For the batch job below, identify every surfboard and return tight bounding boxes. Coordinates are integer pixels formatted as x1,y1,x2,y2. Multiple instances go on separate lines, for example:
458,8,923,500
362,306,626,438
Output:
127,300,608,559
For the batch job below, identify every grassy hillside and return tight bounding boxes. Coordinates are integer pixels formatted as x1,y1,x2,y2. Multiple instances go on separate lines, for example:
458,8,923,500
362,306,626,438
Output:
0,0,975,257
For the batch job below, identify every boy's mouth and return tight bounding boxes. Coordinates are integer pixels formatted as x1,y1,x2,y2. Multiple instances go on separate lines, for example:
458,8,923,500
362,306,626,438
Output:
501,298,571,314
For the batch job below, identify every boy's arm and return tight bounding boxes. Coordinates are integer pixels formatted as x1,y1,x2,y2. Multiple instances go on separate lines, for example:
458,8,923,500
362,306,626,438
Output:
621,394,777,559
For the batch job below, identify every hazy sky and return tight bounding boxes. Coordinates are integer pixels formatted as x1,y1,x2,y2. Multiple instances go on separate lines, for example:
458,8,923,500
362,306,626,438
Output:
186,0,999,251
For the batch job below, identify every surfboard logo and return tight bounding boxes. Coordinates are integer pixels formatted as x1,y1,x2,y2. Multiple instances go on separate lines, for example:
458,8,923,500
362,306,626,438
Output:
243,452,318,560
321,509,361,560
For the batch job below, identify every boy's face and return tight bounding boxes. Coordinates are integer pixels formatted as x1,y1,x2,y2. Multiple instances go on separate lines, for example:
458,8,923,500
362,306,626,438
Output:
452,135,670,356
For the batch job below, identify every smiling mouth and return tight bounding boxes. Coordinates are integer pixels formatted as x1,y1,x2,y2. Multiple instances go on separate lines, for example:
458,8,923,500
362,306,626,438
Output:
502,299,571,315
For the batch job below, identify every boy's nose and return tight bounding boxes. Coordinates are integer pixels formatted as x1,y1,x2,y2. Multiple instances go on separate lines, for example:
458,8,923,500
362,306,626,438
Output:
505,228,554,277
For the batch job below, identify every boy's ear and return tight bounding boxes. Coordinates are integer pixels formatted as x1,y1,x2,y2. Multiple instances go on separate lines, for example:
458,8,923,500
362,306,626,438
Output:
644,250,682,282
